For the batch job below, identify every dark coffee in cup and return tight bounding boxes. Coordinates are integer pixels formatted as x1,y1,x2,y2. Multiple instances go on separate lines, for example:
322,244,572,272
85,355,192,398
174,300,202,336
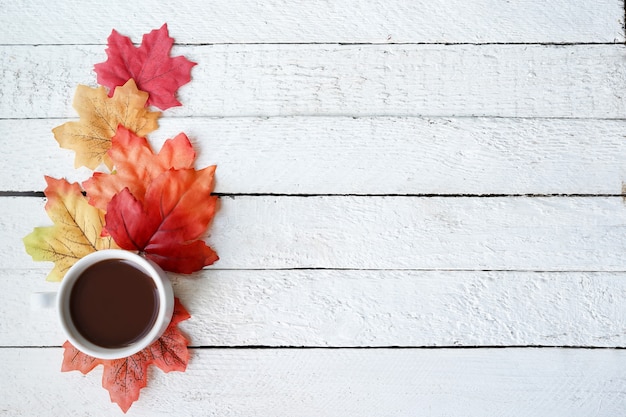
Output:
69,259,159,349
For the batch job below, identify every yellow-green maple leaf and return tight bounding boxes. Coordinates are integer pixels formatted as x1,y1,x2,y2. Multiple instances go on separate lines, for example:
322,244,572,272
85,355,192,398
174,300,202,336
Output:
52,79,160,170
23,176,118,282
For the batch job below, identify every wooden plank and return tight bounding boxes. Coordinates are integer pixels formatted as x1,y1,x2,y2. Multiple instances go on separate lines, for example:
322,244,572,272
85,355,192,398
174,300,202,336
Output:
4,195,626,271
0,0,621,45
0,347,624,416
2,44,625,119
7,269,626,347
3,116,626,195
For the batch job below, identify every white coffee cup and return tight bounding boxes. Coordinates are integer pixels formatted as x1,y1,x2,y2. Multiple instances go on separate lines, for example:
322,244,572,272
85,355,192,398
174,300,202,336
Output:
36,250,174,360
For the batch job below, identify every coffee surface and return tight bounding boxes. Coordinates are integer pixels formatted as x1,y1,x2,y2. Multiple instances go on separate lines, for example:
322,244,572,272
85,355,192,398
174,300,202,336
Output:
69,259,159,349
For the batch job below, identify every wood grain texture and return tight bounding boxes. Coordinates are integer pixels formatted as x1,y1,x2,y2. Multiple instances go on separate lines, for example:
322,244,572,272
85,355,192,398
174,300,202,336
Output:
1,348,625,416
2,44,626,119
0,0,622,45
7,269,626,347
5,196,626,271
3,116,626,195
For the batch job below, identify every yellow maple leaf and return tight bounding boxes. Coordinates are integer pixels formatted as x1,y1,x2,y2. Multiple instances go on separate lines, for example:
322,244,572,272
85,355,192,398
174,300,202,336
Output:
52,79,160,169
23,176,118,282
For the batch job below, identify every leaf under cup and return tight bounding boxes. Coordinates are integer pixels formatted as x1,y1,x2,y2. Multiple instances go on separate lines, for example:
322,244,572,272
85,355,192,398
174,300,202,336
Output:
61,298,191,413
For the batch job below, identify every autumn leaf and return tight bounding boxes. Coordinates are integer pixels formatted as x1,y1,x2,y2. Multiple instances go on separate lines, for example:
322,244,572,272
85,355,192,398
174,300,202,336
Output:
94,24,196,110
144,300,191,373
52,79,160,169
104,167,219,273
22,177,117,282
62,298,191,413
83,125,195,211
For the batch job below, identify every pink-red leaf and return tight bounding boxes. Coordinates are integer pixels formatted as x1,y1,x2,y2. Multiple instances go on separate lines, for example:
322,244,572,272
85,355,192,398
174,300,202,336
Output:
94,24,196,110
62,299,191,413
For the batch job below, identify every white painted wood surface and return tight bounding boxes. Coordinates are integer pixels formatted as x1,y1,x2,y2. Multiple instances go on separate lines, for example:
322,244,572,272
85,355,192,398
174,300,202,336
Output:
1,0,621,44
6,269,626,347
2,348,626,417
3,44,626,119
4,196,626,271
1,0,625,415
4,117,626,195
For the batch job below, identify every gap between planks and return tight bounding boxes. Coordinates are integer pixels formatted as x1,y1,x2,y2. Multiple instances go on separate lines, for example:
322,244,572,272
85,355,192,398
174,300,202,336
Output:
1,42,624,47
2,192,626,198
5,115,626,121
3,345,626,350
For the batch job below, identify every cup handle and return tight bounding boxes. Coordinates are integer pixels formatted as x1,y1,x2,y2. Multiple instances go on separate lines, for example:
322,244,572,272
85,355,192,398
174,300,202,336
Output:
30,292,57,309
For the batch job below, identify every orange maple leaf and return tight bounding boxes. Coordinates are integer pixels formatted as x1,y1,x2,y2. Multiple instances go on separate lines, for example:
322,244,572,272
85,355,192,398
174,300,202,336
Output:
52,79,160,169
104,167,219,273
83,125,196,211
62,298,191,413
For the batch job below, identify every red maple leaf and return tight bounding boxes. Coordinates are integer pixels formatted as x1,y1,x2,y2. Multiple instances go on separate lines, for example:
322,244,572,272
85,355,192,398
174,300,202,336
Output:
83,125,196,211
62,299,191,413
104,167,219,273
94,24,196,110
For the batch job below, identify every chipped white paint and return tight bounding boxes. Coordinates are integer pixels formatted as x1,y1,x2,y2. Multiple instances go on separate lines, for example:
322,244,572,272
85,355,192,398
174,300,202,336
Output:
1,0,626,415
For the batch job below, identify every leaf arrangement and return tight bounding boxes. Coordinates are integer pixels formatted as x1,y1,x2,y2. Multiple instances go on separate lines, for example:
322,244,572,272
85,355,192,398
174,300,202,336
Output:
23,25,216,412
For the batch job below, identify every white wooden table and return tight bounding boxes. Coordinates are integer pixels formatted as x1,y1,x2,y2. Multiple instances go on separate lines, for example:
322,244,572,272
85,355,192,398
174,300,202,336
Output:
2,1,626,415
